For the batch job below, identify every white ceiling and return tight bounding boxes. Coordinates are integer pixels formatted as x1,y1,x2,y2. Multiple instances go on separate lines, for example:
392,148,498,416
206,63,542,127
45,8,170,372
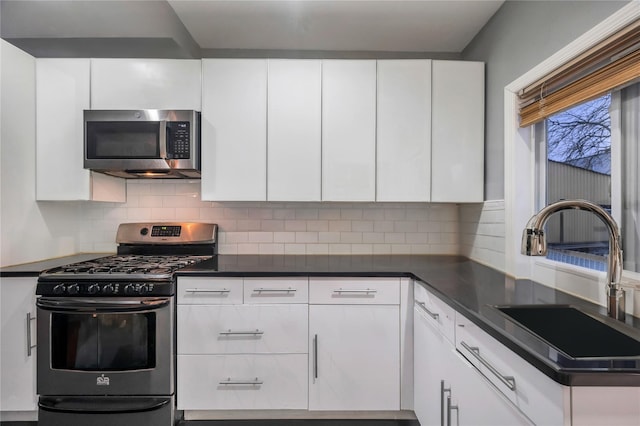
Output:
169,0,505,52
0,0,505,58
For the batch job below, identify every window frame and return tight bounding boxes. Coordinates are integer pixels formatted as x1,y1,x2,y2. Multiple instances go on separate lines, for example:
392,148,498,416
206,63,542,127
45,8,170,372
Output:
504,3,640,309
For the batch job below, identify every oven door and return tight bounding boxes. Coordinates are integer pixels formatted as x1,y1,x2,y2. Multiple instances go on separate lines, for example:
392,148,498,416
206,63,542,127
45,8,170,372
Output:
36,297,173,396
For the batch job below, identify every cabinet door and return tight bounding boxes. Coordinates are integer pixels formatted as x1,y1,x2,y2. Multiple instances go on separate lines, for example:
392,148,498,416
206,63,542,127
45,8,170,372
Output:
431,60,484,202
0,278,37,413
376,60,432,202
309,305,400,411
451,350,533,426
36,59,125,201
413,303,454,426
201,59,267,201
267,60,322,201
90,59,201,110
322,60,376,201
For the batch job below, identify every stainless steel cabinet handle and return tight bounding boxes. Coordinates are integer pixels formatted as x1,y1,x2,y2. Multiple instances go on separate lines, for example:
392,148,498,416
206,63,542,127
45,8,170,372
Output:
332,288,377,294
219,377,263,385
447,395,460,426
219,329,264,336
26,312,36,357
460,341,516,391
415,301,440,320
313,334,318,381
253,287,296,293
440,380,452,426
185,288,230,294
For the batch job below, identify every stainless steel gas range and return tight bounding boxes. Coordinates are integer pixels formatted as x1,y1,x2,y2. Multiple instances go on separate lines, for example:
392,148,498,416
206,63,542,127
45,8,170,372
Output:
35,222,217,426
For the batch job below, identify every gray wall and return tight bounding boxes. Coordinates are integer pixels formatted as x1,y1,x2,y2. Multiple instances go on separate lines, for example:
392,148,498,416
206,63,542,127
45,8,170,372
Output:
461,0,629,201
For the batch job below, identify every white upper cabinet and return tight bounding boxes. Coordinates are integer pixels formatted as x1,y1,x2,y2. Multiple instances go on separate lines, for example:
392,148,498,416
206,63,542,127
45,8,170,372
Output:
267,59,322,201
322,60,376,201
90,59,201,110
201,59,267,201
431,60,484,202
36,58,125,201
376,60,432,202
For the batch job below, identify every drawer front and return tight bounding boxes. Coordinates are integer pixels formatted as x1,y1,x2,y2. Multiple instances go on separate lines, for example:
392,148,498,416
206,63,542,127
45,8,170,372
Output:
177,354,308,410
455,313,566,426
413,282,455,344
177,277,243,305
243,277,309,304
178,304,308,354
309,278,400,305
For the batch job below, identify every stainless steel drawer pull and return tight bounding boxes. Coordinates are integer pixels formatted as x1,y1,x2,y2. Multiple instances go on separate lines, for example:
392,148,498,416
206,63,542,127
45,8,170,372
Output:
333,288,377,294
253,287,296,293
219,377,263,385
415,301,440,320
440,380,451,426
219,329,264,336
447,395,460,426
460,341,516,391
185,288,230,294
26,312,36,357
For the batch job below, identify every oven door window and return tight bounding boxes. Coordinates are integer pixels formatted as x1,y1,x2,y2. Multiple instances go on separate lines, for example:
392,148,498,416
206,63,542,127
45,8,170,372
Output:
86,121,160,159
50,312,156,371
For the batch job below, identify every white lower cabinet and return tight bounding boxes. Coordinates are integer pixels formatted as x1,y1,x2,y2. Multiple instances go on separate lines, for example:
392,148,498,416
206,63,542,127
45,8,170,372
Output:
414,282,562,426
176,277,309,415
0,278,38,421
309,278,400,411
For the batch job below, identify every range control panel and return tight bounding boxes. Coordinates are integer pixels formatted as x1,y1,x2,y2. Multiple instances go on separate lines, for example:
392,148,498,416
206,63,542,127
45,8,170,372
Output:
36,280,172,297
150,225,181,237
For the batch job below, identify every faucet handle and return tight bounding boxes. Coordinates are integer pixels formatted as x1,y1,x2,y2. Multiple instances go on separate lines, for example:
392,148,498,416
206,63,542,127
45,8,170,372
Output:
521,228,546,256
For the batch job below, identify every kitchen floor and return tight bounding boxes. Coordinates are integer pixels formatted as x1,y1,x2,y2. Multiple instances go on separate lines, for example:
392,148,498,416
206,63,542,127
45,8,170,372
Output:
1,419,420,425
177,421,419,426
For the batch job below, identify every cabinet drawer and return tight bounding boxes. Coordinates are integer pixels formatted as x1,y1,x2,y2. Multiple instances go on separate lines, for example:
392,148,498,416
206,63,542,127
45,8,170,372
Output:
177,354,308,410
455,313,565,426
178,304,308,354
414,282,455,344
243,277,308,304
177,277,243,304
309,278,400,304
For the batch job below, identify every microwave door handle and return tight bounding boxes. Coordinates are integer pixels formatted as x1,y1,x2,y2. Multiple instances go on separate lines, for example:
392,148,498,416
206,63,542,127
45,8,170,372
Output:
159,120,168,160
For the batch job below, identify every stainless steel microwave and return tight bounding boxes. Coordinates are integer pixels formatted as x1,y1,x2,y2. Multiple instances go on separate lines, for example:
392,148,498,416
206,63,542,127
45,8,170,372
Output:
84,109,201,179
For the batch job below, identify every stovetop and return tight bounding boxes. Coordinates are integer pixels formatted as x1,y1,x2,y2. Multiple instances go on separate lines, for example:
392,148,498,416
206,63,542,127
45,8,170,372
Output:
40,254,212,280
37,222,218,297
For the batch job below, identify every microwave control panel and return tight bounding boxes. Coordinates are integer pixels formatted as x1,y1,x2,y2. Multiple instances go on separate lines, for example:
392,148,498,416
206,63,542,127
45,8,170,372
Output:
166,121,190,159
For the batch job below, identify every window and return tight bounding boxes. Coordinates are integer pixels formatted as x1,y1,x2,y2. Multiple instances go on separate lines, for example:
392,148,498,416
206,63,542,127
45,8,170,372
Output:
536,82,640,273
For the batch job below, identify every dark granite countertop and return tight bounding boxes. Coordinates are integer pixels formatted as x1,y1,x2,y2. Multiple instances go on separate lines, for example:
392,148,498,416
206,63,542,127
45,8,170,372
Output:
3,253,639,386
0,253,113,277
178,254,640,387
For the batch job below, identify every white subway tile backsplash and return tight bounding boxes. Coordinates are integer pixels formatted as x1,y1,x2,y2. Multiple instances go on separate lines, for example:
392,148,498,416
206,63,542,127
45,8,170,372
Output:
306,220,329,232
296,232,319,244
285,220,307,231
328,220,352,232
284,243,306,254
71,181,484,257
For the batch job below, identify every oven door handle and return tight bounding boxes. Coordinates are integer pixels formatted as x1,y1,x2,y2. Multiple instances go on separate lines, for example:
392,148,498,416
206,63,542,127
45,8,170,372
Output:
36,297,170,312
38,396,170,414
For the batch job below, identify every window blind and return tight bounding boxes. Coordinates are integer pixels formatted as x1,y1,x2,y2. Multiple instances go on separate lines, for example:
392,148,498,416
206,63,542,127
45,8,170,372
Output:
519,19,640,128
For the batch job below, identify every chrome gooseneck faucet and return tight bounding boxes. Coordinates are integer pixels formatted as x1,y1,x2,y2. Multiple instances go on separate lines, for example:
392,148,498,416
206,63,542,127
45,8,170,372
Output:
521,199,625,321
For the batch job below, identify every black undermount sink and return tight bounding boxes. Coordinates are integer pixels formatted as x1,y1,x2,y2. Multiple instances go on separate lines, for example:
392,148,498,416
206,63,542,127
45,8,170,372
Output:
495,305,640,359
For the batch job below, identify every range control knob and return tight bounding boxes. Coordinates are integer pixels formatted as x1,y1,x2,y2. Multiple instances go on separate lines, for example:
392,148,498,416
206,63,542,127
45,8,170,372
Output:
87,284,100,295
53,284,66,295
140,227,149,236
123,284,136,295
67,283,80,295
138,284,149,295
102,284,115,295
